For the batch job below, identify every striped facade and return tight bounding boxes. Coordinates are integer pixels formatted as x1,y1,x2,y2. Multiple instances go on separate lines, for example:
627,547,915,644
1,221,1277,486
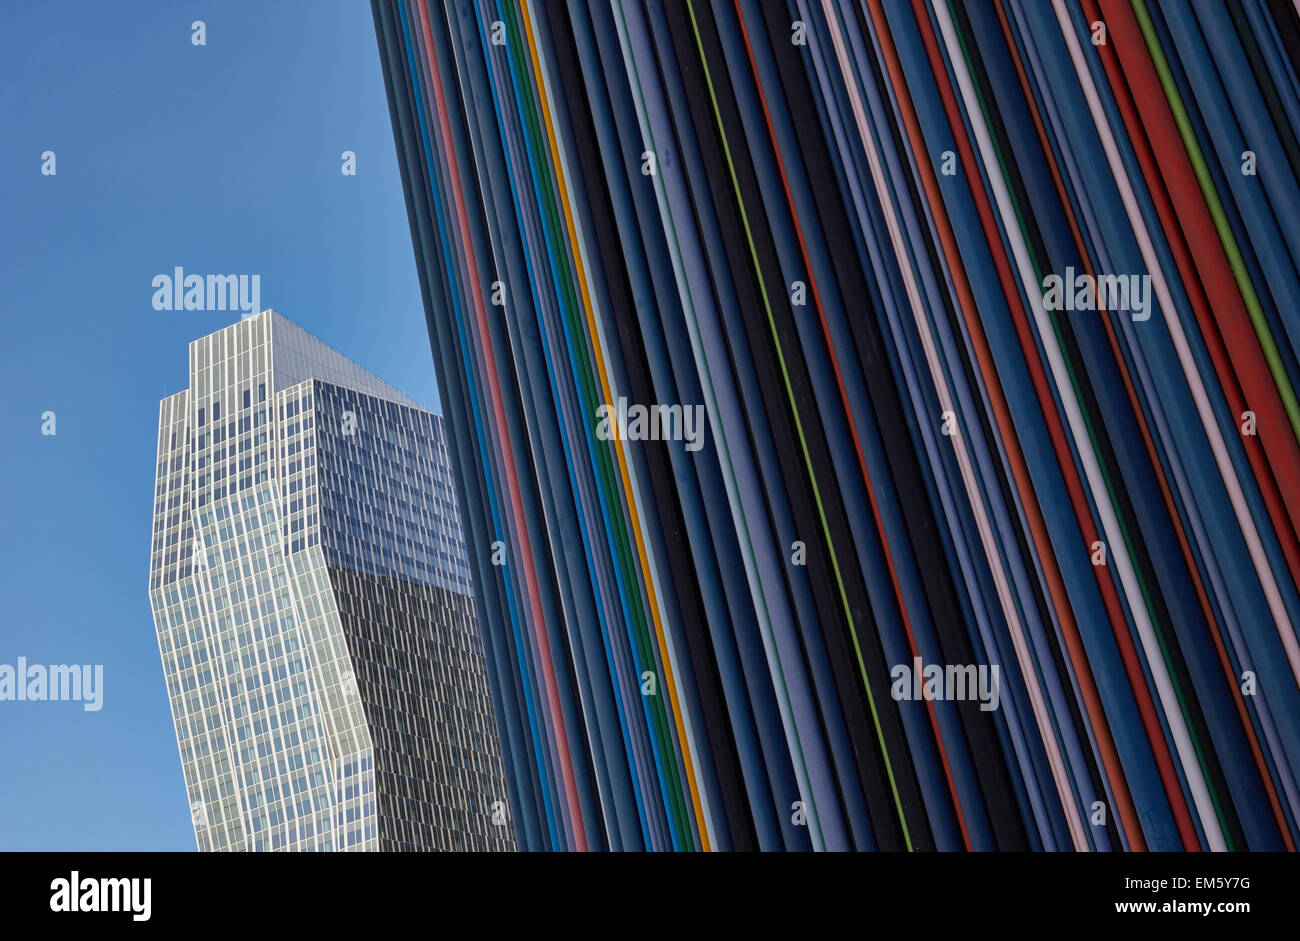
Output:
372,0,1300,851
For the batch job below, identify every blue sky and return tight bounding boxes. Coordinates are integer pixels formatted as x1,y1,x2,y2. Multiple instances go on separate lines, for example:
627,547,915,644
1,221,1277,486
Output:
0,0,437,849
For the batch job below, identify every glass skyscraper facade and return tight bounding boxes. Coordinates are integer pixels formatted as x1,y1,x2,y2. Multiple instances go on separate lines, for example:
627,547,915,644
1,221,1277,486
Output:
148,310,513,852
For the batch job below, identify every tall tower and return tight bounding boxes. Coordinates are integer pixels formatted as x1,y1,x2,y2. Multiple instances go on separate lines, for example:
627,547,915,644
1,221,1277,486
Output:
148,310,513,851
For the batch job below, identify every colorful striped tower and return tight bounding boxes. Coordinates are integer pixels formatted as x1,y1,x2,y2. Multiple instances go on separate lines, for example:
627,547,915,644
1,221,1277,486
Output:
371,0,1300,852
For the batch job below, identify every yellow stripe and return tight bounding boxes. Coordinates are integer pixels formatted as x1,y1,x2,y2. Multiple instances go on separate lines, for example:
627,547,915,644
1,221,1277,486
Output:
518,1,711,851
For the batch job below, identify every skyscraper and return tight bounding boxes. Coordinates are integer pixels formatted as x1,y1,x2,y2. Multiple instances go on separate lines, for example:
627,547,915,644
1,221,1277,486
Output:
148,310,513,852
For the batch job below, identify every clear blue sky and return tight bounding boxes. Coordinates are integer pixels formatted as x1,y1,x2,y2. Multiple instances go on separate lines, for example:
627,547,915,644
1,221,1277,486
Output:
0,0,439,849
